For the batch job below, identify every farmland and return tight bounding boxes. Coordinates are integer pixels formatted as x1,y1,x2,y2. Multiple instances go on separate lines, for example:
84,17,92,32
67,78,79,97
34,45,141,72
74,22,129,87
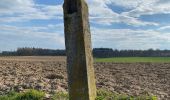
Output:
95,57,170,63
0,56,169,99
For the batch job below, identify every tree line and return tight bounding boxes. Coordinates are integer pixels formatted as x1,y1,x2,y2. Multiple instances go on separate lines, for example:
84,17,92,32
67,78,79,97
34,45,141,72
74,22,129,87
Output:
93,48,170,58
1,47,170,57
0,47,65,56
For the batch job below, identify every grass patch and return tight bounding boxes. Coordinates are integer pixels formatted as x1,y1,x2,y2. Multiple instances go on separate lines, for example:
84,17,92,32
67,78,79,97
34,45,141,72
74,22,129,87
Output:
96,89,157,100
0,89,45,100
51,90,157,100
0,89,157,100
95,57,170,63
52,92,69,100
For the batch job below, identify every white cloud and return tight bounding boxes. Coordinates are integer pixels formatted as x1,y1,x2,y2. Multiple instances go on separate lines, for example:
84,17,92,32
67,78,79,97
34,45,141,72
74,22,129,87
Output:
0,25,65,47
0,0,159,26
94,0,170,23
91,27,170,49
0,0,35,14
87,0,159,26
39,4,63,18
115,0,170,17
105,0,156,9
158,26,170,30
47,24,64,30
0,0,63,22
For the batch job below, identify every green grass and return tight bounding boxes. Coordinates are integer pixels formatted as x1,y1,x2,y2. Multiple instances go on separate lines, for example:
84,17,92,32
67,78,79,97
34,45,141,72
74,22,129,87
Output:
95,57,170,63
0,89,45,100
95,89,157,100
52,92,69,100
52,90,157,100
0,90,157,100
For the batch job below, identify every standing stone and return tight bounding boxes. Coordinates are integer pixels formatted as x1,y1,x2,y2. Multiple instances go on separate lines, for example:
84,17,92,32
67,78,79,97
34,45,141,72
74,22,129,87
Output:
63,0,96,100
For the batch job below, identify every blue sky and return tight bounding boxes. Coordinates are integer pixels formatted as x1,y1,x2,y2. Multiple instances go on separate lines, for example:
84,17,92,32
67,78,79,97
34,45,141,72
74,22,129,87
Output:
0,0,170,51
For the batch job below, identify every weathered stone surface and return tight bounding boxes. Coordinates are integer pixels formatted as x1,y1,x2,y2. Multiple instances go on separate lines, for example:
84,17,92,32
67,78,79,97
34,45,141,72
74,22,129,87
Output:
63,0,97,100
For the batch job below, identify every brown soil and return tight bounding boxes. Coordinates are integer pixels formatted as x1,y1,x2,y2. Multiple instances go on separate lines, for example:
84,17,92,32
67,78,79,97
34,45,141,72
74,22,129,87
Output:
0,56,169,99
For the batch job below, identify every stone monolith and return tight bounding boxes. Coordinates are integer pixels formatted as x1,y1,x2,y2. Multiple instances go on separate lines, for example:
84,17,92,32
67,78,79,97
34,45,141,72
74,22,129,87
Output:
63,0,96,100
